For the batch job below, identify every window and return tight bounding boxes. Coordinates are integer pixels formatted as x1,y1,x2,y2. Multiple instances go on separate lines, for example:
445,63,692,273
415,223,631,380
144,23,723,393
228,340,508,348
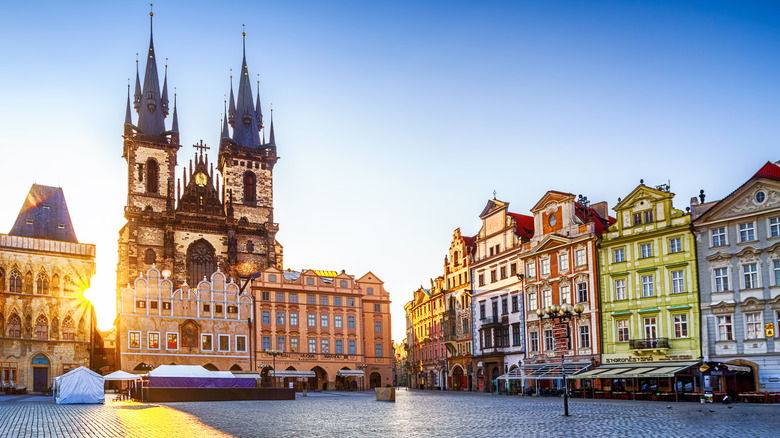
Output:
512,325,521,346
540,259,550,276
641,275,654,297
669,237,682,254
607,278,625,301
511,295,519,313
673,314,688,338
510,263,517,276
347,298,355,307
321,339,330,354
145,249,156,265
261,291,270,301
714,267,729,292
320,296,328,306
277,311,285,325
542,289,552,308
214,304,221,313
544,330,554,351
579,326,590,349
375,321,382,333
61,317,74,340
640,243,652,258
335,315,342,328
348,315,355,329
261,311,270,325
290,337,299,353
774,260,780,286
739,222,755,242
144,331,158,349
643,317,657,340
289,293,298,303
290,312,298,326
146,159,159,193
528,293,537,311
743,263,759,289
202,304,211,313
490,270,496,282
219,335,230,352
261,336,271,350
340,280,348,288
36,272,49,295
745,312,762,339
559,253,569,269
167,333,178,350
201,334,213,350
243,172,256,202
375,343,383,357
308,313,316,327
671,271,685,294
770,218,780,238
308,338,316,353
307,294,316,305
348,339,357,355
307,277,315,285
321,314,329,328
575,250,586,266
374,304,381,312
529,331,539,352
613,248,625,263
186,240,215,287
276,292,285,302
268,274,277,282
644,210,654,224
129,331,141,349
633,212,642,226
334,296,342,306
479,274,485,286
276,336,285,351
500,266,507,279
616,320,629,342
335,339,344,354
9,270,22,293
711,227,727,247
236,335,247,352
136,300,147,309
501,297,508,315
526,262,536,278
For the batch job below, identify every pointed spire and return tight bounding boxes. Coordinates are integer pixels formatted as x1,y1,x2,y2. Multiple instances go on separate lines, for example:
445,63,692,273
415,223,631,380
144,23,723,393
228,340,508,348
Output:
133,56,141,111
231,27,262,148
256,75,263,129
171,92,179,132
221,100,230,138
125,82,133,125
161,59,170,117
137,8,166,136
268,109,275,146
228,72,236,126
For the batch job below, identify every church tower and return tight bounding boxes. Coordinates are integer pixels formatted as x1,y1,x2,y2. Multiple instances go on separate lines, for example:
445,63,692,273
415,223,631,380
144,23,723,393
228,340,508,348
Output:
117,13,281,295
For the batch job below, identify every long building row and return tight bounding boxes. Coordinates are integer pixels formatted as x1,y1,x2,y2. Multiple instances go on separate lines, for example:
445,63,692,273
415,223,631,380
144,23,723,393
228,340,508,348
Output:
404,160,780,398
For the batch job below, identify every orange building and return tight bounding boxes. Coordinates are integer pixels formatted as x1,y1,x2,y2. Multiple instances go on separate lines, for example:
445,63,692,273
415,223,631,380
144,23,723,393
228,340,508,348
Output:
406,279,447,389
442,228,475,389
251,267,392,390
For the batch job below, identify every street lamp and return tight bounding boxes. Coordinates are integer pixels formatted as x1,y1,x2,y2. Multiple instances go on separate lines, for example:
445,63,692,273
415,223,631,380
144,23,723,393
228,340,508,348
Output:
357,363,368,391
264,349,283,388
536,302,585,417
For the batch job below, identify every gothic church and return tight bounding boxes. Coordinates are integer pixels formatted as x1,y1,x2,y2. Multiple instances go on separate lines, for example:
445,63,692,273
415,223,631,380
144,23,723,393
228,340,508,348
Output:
117,13,282,296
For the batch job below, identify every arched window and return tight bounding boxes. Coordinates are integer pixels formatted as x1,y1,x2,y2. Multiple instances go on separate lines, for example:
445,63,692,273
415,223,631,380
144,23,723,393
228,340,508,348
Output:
63,275,74,295
145,248,156,265
187,240,215,285
7,314,20,338
243,172,256,202
36,272,49,295
62,316,75,340
35,315,48,340
9,270,21,293
453,251,460,266
146,159,159,193
24,272,33,293
51,274,60,295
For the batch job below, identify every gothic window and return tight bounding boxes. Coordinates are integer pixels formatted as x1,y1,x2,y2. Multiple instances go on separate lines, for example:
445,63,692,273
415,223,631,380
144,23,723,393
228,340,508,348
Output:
145,249,156,265
24,272,33,293
51,274,59,295
62,316,75,340
146,159,159,193
247,241,254,253
63,275,75,295
7,314,21,338
36,272,49,295
187,240,216,285
35,315,48,340
9,270,21,293
243,172,256,202
51,317,59,340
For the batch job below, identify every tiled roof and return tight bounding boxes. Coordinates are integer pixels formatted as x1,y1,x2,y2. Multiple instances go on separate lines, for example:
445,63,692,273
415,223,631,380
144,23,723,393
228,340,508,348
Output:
753,161,780,181
509,213,534,239
9,184,78,243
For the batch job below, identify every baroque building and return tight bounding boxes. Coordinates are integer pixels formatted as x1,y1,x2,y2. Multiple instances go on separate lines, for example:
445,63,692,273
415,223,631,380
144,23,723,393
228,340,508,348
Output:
442,228,474,390
117,15,282,368
0,185,96,392
693,161,780,393
406,281,446,389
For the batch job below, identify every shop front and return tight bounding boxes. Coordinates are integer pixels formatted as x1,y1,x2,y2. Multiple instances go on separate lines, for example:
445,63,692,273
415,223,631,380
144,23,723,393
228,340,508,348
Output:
571,361,698,401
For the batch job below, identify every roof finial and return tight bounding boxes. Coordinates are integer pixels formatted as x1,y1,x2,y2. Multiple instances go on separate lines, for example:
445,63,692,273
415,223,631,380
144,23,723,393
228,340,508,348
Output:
171,87,179,132
150,3,154,34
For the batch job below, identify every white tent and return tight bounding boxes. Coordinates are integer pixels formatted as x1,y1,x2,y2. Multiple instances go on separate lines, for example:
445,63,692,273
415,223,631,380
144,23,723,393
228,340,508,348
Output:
53,366,105,404
147,365,237,378
103,370,143,381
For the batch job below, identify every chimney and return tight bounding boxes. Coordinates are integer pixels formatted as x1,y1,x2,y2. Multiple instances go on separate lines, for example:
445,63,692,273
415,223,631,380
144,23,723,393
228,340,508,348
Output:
590,201,609,220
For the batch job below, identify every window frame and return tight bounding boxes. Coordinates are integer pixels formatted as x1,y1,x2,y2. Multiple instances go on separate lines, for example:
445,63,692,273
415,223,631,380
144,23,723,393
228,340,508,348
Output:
147,331,160,350
738,222,756,243
669,237,682,254
201,333,213,351
218,334,230,352
166,332,179,350
236,335,247,352
616,319,629,342
128,331,141,349
613,248,625,263
673,314,688,338
615,278,627,301
641,275,654,298
711,227,727,247
671,270,685,294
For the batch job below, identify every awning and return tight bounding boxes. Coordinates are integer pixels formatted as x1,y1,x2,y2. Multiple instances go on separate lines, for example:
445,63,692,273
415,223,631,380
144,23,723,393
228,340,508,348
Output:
268,370,316,378
570,362,697,379
497,361,592,380
232,372,261,379
336,370,364,377
723,364,752,373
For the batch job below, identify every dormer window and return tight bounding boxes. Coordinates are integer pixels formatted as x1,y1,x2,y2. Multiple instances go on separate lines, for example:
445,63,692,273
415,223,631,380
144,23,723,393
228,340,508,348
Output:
25,218,33,225
43,203,50,209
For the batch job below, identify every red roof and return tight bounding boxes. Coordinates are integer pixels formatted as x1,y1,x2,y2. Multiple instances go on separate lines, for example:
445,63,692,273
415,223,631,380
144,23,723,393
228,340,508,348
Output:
753,161,780,181
574,203,615,236
509,212,535,239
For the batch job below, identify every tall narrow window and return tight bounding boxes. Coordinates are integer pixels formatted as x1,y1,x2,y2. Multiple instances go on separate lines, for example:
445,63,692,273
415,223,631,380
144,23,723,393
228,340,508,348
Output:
187,240,216,285
7,314,21,338
717,315,733,341
35,315,48,340
9,270,21,293
714,268,729,292
243,172,256,202
62,317,75,340
36,272,49,295
146,159,159,193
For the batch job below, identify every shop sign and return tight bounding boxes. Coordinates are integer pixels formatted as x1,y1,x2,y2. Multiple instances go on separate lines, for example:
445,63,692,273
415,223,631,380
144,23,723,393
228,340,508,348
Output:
603,353,693,364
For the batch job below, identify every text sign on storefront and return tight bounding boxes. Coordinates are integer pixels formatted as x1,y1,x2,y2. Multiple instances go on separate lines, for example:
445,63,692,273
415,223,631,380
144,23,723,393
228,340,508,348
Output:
554,324,569,354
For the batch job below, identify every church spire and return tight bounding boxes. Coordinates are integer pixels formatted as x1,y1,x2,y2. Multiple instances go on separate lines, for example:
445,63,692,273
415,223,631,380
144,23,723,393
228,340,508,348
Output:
221,100,230,138
256,76,263,129
171,92,179,132
161,60,170,117
268,109,275,146
228,73,236,126
136,9,167,136
125,83,133,125
231,28,262,148
133,57,141,111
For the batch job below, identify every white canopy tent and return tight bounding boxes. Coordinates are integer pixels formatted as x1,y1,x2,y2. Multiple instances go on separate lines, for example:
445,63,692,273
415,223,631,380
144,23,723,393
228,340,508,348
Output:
53,367,105,404
147,365,238,378
103,370,143,381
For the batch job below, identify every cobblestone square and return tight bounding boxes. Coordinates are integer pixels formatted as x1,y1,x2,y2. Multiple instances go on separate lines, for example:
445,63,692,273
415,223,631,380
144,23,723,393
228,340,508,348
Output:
0,390,778,437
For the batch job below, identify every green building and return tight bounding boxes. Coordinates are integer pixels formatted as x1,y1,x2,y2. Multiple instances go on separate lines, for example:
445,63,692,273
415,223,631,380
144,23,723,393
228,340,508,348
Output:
597,183,700,381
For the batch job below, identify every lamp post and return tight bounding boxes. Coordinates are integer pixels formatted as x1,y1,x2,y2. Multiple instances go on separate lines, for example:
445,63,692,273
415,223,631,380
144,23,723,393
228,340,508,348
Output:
536,302,585,417
264,349,283,388
357,363,368,391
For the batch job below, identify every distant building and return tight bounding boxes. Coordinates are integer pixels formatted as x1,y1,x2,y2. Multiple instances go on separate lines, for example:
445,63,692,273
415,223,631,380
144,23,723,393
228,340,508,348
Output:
693,161,780,393
0,184,96,392
393,341,408,387
406,281,446,389
442,228,475,390
250,268,393,390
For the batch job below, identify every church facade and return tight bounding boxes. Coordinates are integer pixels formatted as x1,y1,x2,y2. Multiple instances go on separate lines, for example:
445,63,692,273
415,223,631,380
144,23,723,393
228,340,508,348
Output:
117,13,281,372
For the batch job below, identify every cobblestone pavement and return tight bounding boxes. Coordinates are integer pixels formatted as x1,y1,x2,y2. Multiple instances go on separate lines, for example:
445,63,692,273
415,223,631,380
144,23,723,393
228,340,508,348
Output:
0,390,778,437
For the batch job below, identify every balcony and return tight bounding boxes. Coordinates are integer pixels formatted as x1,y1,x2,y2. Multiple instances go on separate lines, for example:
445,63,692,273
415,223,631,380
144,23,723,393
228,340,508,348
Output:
481,315,509,327
629,338,670,354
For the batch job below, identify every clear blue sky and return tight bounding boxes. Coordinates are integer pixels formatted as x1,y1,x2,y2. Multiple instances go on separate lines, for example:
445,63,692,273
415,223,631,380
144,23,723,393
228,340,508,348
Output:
0,1,778,342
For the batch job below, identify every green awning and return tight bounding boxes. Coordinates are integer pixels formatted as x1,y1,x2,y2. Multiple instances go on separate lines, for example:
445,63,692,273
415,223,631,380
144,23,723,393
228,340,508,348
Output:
667,304,691,310
611,310,632,316
639,307,660,313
